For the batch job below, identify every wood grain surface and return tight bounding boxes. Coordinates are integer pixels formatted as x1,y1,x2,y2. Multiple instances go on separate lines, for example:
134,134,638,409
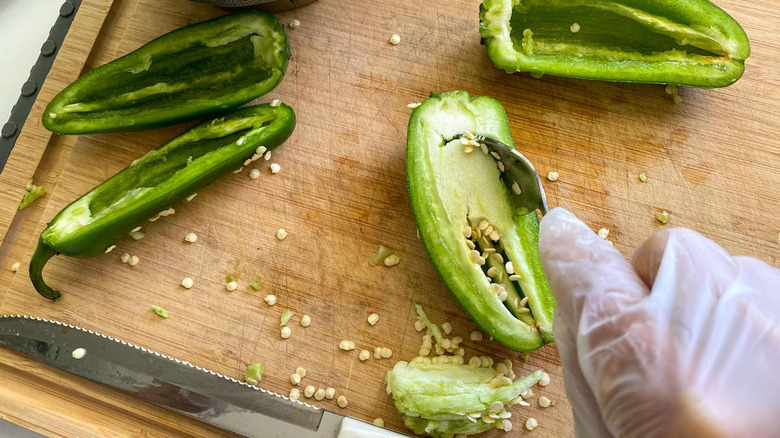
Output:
1,0,779,436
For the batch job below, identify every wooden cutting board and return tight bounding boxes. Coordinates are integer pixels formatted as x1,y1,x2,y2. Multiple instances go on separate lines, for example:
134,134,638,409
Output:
1,0,778,436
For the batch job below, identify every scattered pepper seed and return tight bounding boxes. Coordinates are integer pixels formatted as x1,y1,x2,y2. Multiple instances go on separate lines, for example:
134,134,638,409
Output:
301,314,312,327
539,396,552,408
249,169,261,179
289,388,301,400
264,294,277,306
381,347,393,358
105,245,116,254
384,254,400,267
359,349,371,361
186,193,197,202
441,322,453,335
296,367,307,378
304,385,315,398
314,388,326,401
337,395,348,408
129,231,145,240
120,253,130,263
367,313,379,326
325,387,335,400
597,228,610,239
502,419,513,431
512,181,522,195
128,255,140,266
547,171,559,182
281,326,292,339
184,232,198,243
373,418,385,427
270,163,281,174
538,372,551,386
226,281,238,292
290,373,301,385
657,211,671,224
570,22,581,33
151,305,168,318
470,330,483,341
276,228,288,240
289,19,300,29
339,340,356,351
10,262,20,272
389,34,401,45
374,346,383,359
414,320,425,332
181,277,194,289
526,418,539,431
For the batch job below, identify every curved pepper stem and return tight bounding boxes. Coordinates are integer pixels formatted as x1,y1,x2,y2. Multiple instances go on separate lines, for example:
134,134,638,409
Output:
29,239,61,300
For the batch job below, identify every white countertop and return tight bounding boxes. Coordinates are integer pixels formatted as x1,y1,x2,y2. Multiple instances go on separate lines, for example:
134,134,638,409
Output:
0,0,63,125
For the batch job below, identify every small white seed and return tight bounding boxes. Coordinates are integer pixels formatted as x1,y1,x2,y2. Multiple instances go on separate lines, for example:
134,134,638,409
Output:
381,347,393,358
296,367,307,378
374,346,383,359
373,418,385,427
249,169,261,179
597,228,610,239
10,262,21,272
526,418,539,430
181,277,194,289
281,326,292,339
414,320,425,332
337,395,348,408
270,163,281,174
301,314,311,327
289,19,300,29
314,388,326,401
389,34,401,45
264,294,277,306
539,372,551,386
339,340,356,351
505,261,515,274
367,313,379,326
226,281,238,291
384,254,400,267
539,396,552,407
547,171,559,182
120,253,130,263
128,255,140,266
304,385,315,398
359,349,371,361
290,373,301,385
325,387,335,399
502,419,513,432
289,388,301,400
441,322,453,335
470,331,483,341
184,232,197,243
129,230,145,239
276,228,288,240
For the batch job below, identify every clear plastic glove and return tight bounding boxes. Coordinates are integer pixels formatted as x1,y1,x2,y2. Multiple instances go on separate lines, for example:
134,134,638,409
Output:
538,207,780,438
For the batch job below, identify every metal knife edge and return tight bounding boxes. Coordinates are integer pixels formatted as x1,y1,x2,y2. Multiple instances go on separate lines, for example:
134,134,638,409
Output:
0,313,318,411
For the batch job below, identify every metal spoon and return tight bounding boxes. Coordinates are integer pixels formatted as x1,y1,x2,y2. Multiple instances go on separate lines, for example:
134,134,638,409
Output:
470,134,549,216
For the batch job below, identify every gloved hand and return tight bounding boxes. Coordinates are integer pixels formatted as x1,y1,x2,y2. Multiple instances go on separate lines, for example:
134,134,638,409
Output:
538,207,780,438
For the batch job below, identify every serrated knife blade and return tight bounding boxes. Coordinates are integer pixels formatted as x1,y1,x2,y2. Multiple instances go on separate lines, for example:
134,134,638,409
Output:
0,315,408,438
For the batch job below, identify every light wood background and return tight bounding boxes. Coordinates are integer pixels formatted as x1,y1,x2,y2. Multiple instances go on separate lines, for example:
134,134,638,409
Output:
1,0,778,436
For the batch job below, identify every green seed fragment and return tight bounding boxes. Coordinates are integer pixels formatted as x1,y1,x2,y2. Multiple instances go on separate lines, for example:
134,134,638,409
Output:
657,211,671,224
249,281,261,291
151,305,169,318
280,309,294,326
639,173,647,182
245,362,264,385
369,245,395,267
19,180,46,210
226,274,236,283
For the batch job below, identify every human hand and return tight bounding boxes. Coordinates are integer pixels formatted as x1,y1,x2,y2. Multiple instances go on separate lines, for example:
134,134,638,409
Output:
538,207,780,438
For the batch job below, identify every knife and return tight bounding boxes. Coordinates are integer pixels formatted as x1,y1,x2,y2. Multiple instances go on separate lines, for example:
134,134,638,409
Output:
0,315,410,438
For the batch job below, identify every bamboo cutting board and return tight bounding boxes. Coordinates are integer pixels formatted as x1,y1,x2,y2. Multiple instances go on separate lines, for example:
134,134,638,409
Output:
1,0,779,436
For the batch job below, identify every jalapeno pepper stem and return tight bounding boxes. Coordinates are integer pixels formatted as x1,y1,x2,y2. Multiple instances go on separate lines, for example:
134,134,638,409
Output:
29,239,61,300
